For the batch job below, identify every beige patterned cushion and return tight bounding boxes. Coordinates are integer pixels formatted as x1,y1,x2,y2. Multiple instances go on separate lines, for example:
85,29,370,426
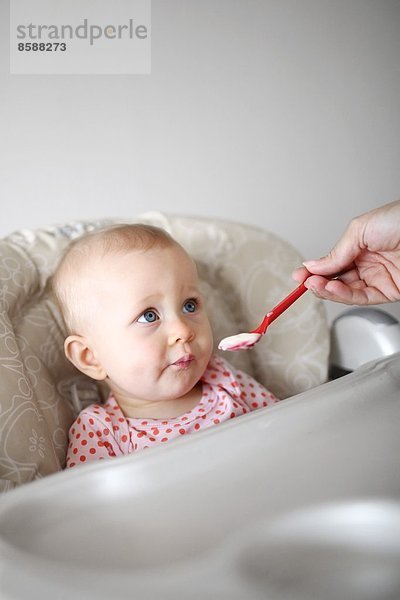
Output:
0,213,329,491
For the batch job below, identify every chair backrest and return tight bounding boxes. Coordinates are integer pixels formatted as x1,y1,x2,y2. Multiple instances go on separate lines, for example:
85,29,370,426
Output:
0,212,329,491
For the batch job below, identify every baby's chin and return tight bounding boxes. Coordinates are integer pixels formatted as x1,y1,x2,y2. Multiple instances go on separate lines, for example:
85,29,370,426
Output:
106,348,213,402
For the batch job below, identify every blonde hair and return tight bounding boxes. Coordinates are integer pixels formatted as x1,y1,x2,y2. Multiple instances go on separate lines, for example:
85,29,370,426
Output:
51,224,178,334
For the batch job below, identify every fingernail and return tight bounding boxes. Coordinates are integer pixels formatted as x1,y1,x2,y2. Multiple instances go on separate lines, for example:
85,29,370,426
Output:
303,260,318,268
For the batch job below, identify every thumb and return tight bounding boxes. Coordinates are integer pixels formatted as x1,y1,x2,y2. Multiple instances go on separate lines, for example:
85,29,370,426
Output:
303,222,362,276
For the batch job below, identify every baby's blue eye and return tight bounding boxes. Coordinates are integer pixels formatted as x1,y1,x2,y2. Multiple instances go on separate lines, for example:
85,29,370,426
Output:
183,299,197,314
137,310,159,323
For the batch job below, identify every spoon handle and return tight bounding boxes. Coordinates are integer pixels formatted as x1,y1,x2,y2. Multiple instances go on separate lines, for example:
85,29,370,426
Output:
252,282,308,335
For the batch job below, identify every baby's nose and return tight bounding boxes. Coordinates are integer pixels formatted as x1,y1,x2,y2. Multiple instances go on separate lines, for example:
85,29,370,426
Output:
168,317,194,345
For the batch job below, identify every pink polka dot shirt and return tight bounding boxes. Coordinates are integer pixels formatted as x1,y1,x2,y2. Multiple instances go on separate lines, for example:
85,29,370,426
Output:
66,355,278,468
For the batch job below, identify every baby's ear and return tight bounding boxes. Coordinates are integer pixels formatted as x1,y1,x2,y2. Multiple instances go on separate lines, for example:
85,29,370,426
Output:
64,335,107,381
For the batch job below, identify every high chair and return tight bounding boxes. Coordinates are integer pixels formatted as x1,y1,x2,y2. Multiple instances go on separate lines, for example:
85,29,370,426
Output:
1,213,400,600
0,211,329,492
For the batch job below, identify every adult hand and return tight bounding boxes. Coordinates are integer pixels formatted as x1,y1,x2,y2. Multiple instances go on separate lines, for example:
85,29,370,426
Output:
293,200,400,305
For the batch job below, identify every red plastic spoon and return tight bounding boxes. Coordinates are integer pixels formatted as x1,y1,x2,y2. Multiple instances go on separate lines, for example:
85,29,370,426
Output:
218,282,308,351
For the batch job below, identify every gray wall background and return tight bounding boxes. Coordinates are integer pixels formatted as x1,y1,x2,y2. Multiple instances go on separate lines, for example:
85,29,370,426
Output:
1,0,400,322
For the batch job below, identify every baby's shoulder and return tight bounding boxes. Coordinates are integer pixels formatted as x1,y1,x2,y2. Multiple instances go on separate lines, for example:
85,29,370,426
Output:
74,396,125,426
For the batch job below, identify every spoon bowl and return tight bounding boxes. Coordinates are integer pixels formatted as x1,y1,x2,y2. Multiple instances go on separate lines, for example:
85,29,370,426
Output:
218,282,308,352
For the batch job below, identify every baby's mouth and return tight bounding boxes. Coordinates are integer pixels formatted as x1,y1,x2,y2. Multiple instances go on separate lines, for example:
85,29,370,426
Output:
172,354,195,368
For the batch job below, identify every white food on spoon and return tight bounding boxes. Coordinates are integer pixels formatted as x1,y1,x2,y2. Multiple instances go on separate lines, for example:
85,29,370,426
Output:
218,332,261,352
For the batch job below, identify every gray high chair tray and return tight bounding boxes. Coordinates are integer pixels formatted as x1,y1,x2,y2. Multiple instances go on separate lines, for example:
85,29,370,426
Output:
1,353,400,600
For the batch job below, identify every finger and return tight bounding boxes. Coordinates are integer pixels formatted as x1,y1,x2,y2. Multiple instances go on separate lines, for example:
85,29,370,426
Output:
303,220,363,277
324,279,366,303
305,275,389,305
324,279,389,304
292,265,310,283
302,275,349,298
335,268,360,284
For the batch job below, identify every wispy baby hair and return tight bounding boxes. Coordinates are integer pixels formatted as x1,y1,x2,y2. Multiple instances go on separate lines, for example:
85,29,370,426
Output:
51,223,178,334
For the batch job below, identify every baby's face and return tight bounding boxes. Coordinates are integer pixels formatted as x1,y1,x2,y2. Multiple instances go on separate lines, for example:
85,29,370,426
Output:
81,245,213,407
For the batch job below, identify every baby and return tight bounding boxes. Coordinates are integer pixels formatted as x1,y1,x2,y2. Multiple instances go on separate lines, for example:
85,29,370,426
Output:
51,224,278,468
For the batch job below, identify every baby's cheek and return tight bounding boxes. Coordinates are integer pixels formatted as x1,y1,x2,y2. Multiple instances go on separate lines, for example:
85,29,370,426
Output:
202,335,214,367
203,318,214,346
